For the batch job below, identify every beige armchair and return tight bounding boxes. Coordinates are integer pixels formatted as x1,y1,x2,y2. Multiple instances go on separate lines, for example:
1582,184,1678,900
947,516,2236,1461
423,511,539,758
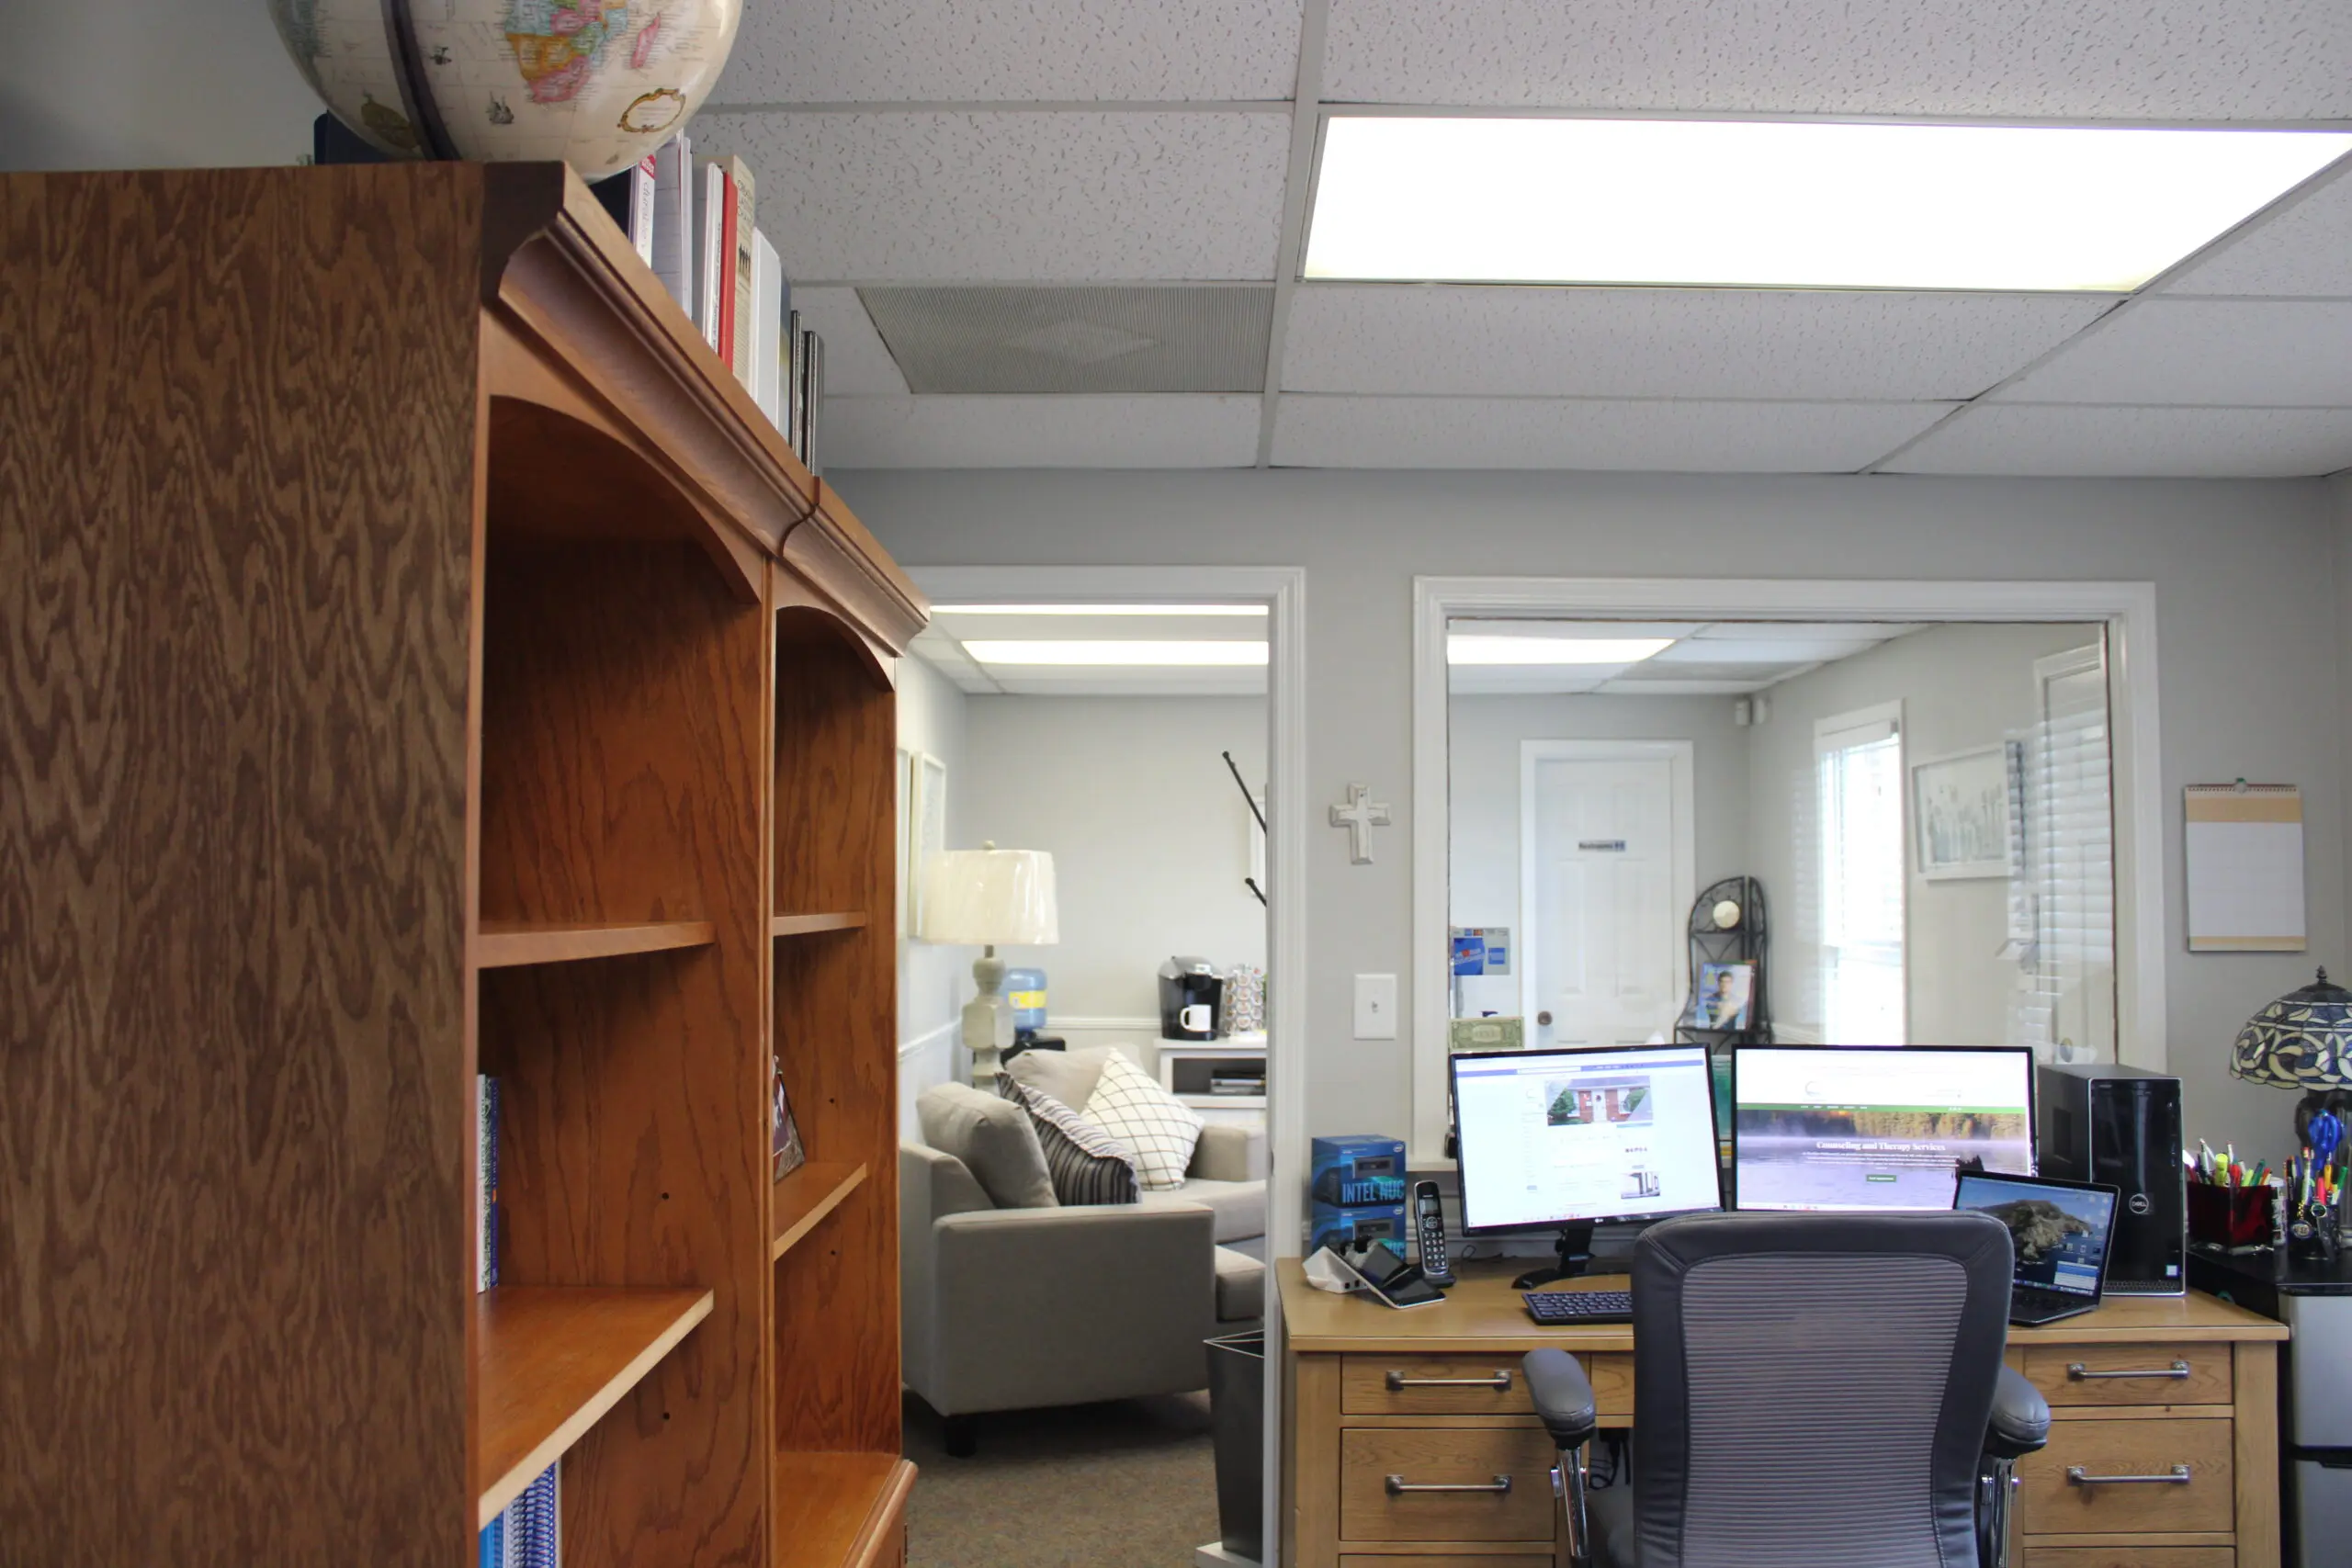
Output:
900,1071,1265,1455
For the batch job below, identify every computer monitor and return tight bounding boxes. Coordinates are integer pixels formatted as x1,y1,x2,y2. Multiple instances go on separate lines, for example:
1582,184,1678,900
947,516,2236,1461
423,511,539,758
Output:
1732,1045,2036,1213
1449,1043,1724,1286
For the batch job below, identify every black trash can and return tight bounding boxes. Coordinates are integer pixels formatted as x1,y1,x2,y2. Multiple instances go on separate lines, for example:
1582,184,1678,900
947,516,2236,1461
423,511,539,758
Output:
1205,1329,1266,1561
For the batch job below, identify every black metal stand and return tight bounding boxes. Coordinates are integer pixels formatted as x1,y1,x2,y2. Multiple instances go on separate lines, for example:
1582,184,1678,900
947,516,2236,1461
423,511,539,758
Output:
1511,1222,1598,1290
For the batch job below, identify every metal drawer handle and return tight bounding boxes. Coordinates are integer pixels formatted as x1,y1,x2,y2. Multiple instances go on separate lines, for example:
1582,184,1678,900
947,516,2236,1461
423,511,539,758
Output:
2066,1359,2191,1381
2067,1464,2192,1486
1385,1474,1513,1496
1386,1370,1513,1392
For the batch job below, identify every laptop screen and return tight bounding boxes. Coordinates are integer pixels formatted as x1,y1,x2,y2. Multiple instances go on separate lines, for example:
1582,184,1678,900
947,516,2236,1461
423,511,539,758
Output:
1953,1172,2119,1298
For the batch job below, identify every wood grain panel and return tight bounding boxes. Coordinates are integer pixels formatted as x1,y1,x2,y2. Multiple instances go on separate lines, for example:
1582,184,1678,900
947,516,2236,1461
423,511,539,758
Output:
774,1162,869,1260
1338,1427,1560,1543
481,536,770,1568
477,919,716,967
2023,1342,2233,1406
1339,1558,1557,1566
0,164,481,1563
2018,1418,2236,1535
773,598,902,1457
773,1452,915,1568
2233,1342,2278,1568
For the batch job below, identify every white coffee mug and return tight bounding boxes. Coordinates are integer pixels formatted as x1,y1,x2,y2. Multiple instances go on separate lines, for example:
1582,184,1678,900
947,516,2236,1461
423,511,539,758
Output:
1180,1003,1214,1034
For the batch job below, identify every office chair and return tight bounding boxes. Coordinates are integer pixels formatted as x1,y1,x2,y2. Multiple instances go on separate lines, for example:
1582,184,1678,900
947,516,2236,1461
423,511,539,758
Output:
1523,1210,2052,1568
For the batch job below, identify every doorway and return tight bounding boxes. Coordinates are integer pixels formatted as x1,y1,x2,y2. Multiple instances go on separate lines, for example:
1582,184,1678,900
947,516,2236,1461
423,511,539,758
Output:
1518,740,1694,1052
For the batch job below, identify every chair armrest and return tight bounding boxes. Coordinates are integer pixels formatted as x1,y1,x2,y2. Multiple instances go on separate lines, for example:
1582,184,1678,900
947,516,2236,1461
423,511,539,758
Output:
1192,1122,1268,1182
1984,1364,2052,1461
1522,1348,1598,1450
922,1202,1221,1414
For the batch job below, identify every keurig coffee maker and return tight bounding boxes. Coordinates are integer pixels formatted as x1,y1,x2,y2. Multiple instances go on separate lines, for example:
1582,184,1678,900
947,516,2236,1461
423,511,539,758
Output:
1159,956,1225,1040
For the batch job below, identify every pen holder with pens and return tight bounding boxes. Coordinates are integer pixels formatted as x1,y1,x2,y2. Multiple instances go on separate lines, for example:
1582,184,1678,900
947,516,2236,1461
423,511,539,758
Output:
2189,1182,2278,1251
2288,1195,2341,1263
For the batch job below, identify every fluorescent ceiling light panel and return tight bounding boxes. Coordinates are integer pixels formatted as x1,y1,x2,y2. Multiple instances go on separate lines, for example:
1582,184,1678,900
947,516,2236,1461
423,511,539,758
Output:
963,639,1270,667
1306,118,2352,291
1448,636,1675,665
934,604,1267,616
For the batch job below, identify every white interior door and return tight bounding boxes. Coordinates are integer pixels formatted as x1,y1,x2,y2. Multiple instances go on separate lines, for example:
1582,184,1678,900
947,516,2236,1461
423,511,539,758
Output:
1521,746,1691,1050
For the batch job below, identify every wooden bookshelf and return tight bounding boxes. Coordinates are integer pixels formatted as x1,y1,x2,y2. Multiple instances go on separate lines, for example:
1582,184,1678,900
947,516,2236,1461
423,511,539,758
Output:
478,919,718,966
475,1286,714,1526
771,911,870,936
773,1452,920,1568
5,164,923,1565
773,1163,870,1260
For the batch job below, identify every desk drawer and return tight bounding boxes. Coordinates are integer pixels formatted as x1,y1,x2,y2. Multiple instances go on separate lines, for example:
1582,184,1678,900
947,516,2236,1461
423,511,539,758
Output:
2021,1342,2232,1406
1343,1352,1633,1417
2018,1417,2234,1534
1339,1427,1560,1541
1339,1559,1554,1567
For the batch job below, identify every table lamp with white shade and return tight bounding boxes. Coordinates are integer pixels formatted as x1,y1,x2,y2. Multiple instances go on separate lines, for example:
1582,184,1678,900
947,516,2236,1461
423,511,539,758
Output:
919,841,1058,1089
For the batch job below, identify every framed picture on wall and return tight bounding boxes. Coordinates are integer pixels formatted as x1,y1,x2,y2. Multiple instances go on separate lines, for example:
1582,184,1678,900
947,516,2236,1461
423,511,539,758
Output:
908,751,948,932
1913,744,2012,881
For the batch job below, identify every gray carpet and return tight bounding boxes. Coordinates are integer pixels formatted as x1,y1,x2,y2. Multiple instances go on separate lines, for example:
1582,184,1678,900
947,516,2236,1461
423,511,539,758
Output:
902,1393,1226,1568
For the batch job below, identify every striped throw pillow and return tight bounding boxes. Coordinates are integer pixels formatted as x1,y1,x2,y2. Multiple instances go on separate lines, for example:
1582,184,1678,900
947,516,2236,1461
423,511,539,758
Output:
1081,1051,1204,1192
1001,1077,1140,1206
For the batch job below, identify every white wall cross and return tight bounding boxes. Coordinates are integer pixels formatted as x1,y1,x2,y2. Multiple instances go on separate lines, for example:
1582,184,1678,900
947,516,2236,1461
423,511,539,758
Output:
1329,783,1393,864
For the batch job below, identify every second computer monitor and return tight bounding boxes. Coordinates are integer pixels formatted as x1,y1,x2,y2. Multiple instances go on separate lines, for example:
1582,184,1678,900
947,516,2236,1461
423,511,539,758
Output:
1732,1044,2035,1212
1451,1043,1723,1235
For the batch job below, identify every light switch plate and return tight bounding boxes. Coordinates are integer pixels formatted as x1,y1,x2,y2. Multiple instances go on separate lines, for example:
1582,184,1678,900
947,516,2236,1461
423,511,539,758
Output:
1354,973,1398,1040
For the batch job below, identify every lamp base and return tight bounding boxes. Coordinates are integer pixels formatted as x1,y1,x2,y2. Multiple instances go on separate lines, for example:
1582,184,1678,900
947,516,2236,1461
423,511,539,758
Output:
965,947,1012,1089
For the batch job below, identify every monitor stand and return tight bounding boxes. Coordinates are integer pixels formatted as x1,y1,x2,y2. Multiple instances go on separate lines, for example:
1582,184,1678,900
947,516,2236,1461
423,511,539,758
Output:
1511,1222,1598,1290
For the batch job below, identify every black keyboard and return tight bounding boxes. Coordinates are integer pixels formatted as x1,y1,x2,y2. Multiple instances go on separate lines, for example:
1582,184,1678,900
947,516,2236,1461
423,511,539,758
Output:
1522,1289,1634,1325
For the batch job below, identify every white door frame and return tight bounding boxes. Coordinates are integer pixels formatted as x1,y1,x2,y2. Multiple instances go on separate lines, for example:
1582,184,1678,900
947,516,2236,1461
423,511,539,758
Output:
1517,739,1697,1046
1412,575,2164,1167
904,563,1305,1568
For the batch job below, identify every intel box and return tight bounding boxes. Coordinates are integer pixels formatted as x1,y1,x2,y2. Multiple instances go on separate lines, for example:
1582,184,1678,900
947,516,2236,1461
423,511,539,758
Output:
1309,1201,1409,1258
1310,1134,1408,1208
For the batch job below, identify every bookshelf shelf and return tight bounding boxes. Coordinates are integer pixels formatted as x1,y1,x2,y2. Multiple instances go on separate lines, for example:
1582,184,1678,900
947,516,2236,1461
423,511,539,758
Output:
477,919,718,967
474,1285,714,1529
770,911,869,937
772,1453,918,1568
773,1162,869,1261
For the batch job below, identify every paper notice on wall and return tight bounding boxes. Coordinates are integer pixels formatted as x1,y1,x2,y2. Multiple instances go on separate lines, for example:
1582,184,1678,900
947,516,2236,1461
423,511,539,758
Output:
2185,784,2306,953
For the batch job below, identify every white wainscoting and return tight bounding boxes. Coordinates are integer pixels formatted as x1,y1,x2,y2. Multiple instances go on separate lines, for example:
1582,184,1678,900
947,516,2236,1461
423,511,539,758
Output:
897,1020,961,1144
1040,1016,1161,1076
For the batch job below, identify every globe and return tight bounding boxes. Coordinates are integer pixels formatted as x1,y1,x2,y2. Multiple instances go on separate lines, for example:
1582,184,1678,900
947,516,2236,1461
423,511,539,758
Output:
269,0,744,180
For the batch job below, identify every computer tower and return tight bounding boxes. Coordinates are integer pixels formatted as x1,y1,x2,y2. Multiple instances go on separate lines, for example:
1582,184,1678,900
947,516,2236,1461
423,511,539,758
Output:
2037,1062,2186,1296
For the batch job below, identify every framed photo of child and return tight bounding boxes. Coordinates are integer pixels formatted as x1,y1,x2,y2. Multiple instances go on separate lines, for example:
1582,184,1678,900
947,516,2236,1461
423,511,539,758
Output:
1683,961,1756,1032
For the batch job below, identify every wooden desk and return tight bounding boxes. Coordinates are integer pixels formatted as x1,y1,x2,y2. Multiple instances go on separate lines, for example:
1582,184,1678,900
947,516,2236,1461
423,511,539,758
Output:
1279,1260,2288,1568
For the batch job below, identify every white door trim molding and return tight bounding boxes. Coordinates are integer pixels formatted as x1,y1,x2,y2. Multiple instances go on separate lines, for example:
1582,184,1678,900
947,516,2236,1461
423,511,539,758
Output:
904,561,1305,1568
1412,575,2164,1167
1517,739,1697,1045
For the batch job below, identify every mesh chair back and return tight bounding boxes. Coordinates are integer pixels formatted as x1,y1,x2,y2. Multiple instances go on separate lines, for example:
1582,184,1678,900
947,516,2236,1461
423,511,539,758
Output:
1628,1210,2013,1568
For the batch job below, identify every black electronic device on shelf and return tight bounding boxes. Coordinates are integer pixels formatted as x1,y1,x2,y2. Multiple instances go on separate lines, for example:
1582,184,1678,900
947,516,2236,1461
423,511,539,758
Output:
1412,1180,1456,1288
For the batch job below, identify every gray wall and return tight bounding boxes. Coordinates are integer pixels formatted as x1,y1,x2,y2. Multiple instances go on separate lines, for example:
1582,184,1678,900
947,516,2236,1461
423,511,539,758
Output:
1447,692,1752,1017
1749,622,2107,1046
844,468,2348,1168
3,2,317,172
960,694,1268,1021
896,653,970,1055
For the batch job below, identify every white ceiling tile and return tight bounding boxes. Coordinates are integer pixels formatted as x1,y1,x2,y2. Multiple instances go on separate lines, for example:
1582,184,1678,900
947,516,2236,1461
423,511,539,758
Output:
1884,404,2352,476
1592,676,1775,695
990,671,1269,695
2160,169,2352,298
692,112,1291,281
1272,397,1953,470
931,611,1266,640
1692,622,1925,641
825,395,1262,467
713,0,1304,103
1283,288,2109,400
1989,300,2352,405
789,288,909,396
1447,669,1617,694
1323,0,2352,118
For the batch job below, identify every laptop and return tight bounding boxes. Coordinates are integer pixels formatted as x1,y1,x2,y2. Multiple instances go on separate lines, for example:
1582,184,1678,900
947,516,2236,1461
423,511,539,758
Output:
1952,1170,2120,1326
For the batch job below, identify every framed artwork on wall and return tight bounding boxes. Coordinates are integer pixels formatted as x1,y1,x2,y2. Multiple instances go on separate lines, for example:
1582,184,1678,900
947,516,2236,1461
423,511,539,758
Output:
908,751,947,933
1913,743,2013,881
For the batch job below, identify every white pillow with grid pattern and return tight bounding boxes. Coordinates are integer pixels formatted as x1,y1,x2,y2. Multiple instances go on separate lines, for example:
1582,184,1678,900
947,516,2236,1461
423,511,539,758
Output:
1081,1051,1204,1191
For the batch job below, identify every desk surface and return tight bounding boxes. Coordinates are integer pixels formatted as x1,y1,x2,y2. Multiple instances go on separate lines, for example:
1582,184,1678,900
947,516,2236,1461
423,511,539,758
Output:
1278,1258,2290,1353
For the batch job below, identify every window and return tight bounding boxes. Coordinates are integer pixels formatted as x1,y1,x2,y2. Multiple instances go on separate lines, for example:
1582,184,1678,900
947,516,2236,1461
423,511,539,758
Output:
1815,705,1906,1044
